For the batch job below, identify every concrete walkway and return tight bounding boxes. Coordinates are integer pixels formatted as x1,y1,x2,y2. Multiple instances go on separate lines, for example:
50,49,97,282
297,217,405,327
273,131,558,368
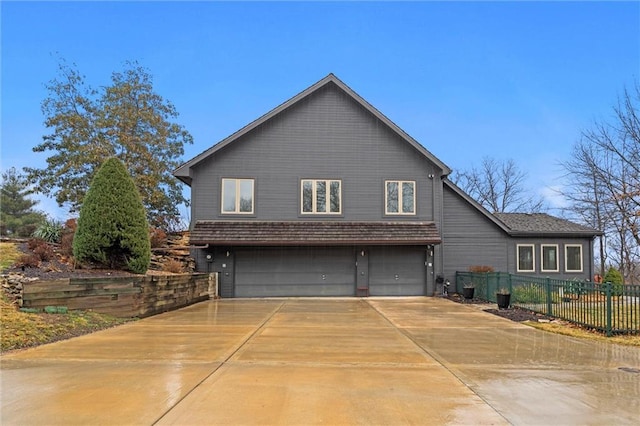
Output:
1,298,639,425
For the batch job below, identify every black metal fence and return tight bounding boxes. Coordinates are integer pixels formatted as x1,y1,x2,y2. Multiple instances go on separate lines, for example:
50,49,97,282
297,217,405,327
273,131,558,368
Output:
455,271,640,336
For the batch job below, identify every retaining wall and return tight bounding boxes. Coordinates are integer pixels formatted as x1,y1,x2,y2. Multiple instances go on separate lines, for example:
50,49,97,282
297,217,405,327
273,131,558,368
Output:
19,273,216,317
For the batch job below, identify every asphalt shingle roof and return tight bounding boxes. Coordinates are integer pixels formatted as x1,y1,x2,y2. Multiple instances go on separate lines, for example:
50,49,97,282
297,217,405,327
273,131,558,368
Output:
190,221,442,246
493,213,602,236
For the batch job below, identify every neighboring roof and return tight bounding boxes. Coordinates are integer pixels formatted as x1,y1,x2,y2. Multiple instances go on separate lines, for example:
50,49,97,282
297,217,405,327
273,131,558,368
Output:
190,221,442,246
174,74,452,185
493,213,603,237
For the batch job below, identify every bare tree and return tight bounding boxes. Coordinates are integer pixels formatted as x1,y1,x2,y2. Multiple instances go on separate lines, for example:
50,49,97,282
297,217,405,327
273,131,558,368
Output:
561,83,640,283
452,157,546,213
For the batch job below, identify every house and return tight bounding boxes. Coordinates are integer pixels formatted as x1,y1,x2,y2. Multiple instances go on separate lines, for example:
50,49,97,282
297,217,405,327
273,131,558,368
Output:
174,74,601,298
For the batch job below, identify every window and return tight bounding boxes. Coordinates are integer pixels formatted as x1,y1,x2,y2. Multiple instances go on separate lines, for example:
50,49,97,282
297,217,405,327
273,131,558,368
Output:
541,244,559,272
517,244,535,272
385,180,415,215
222,178,254,214
565,244,583,272
301,179,341,214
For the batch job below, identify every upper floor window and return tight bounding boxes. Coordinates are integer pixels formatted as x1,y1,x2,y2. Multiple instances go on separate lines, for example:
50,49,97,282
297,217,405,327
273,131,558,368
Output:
301,179,341,214
385,180,415,215
222,178,254,214
541,244,559,272
565,244,583,272
517,244,535,272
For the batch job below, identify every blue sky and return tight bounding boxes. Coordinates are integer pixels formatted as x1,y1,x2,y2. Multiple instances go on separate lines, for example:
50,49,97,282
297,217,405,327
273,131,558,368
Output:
2,1,639,220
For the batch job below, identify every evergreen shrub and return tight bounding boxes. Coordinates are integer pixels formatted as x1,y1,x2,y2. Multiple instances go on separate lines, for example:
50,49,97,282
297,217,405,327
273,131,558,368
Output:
73,158,151,274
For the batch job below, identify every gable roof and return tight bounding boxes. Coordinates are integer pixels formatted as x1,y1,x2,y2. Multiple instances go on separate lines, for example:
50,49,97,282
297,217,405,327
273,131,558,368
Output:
493,213,603,237
190,221,442,246
174,74,451,185
443,179,601,237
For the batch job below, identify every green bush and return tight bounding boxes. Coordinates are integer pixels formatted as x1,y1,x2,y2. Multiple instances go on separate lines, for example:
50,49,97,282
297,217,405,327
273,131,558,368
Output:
603,267,624,296
32,218,63,243
513,283,545,304
73,158,151,274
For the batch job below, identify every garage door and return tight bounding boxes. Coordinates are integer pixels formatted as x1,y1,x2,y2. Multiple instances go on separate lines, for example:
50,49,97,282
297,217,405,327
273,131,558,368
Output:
368,246,426,296
234,247,356,297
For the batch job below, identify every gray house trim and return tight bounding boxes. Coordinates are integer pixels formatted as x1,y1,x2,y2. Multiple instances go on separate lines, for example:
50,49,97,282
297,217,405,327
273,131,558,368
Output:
174,74,451,185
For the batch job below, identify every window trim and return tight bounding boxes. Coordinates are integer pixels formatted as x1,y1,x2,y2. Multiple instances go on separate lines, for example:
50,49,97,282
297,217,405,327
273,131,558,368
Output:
221,178,255,215
384,180,416,215
541,244,559,272
300,179,342,215
564,244,583,273
517,244,535,273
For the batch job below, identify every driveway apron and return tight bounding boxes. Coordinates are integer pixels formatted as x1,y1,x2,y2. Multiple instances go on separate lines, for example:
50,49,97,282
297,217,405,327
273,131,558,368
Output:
1,298,638,425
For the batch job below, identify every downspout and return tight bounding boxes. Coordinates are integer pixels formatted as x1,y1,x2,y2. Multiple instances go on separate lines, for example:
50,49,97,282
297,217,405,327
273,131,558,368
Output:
429,172,436,295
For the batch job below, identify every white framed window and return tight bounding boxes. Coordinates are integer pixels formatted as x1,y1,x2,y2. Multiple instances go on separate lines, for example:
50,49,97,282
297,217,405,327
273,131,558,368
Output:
385,180,415,215
565,244,583,272
301,179,341,214
517,244,535,272
541,244,559,272
221,178,254,214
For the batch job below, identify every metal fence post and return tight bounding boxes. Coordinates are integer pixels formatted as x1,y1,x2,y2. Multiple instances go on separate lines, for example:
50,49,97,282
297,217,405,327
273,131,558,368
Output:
546,277,553,317
604,282,612,337
485,272,489,300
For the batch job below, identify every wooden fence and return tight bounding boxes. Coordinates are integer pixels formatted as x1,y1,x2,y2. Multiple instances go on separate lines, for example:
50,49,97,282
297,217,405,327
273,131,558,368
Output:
21,273,216,317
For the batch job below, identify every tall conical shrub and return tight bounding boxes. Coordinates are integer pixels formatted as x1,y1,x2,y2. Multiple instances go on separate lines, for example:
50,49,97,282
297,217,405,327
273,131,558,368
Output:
73,158,151,274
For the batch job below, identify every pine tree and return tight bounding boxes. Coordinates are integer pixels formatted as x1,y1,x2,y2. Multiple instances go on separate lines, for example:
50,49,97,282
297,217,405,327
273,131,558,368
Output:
73,158,150,274
0,168,46,237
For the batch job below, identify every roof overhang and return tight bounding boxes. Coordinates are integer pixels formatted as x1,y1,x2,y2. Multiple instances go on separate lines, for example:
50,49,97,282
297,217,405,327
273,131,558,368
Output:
190,221,441,246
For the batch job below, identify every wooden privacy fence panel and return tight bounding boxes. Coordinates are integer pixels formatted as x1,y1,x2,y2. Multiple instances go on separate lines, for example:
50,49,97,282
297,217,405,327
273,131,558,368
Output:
22,273,215,317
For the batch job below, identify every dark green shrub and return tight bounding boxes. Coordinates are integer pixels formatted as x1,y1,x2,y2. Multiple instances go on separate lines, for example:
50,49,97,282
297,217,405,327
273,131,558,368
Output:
73,158,151,274
603,267,624,296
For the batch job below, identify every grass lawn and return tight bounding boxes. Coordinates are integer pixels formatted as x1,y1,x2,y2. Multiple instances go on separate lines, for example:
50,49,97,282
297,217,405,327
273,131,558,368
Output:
1,241,135,353
1,294,134,353
0,241,22,270
525,320,640,347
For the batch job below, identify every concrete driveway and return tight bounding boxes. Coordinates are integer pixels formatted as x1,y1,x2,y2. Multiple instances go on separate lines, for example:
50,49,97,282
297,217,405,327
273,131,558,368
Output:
1,298,639,425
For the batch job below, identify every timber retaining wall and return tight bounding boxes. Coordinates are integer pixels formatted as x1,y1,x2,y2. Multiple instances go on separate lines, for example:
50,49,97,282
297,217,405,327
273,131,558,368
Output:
19,273,216,317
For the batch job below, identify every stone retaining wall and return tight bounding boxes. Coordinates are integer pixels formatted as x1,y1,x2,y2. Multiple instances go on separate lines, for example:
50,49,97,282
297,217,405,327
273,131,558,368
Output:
2,273,217,318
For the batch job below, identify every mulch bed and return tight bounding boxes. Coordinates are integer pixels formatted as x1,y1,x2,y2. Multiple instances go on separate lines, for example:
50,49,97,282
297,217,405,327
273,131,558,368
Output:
447,293,554,322
3,242,137,280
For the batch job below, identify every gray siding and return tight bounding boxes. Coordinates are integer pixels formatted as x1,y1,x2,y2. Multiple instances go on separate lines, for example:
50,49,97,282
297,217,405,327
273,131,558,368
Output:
504,237,594,281
190,83,443,224
442,185,509,282
442,185,595,281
